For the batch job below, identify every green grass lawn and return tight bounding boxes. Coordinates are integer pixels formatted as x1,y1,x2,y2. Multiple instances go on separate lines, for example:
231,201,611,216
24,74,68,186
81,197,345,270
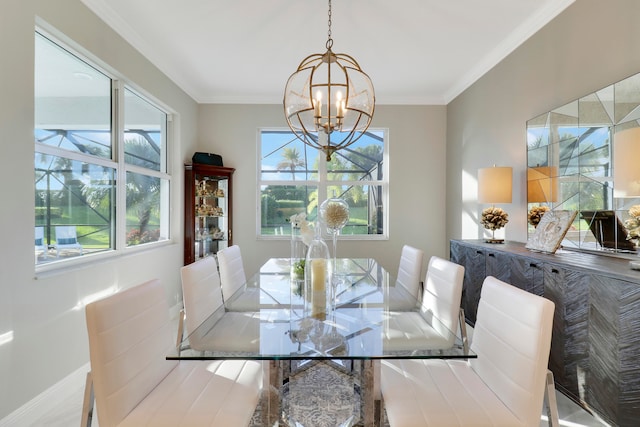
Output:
36,208,160,248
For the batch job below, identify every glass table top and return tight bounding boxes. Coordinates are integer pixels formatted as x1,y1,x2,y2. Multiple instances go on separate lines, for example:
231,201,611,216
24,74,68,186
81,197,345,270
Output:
168,258,474,361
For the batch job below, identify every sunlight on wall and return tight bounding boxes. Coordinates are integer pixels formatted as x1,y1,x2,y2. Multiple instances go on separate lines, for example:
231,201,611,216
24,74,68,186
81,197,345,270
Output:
0,331,14,346
462,169,480,239
73,286,118,311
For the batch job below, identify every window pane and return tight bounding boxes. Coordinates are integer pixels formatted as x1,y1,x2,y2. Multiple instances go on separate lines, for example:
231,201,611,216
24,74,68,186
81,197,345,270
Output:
34,31,172,266
326,131,385,181
124,88,166,172
261,184,318,235
259,129,386,238
35,153,115,262
35,33,112,159
261,131,318,181
126,172,168,246
324,185,385,236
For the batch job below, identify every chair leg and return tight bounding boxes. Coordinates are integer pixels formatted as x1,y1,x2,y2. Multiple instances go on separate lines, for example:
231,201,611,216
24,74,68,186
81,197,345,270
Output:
458,308,469,354
545,369,560,427
81,371,94,427
176,308,185,350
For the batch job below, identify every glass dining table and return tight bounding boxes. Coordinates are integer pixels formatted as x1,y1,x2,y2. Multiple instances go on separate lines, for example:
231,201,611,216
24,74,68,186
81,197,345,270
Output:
168,258,475,427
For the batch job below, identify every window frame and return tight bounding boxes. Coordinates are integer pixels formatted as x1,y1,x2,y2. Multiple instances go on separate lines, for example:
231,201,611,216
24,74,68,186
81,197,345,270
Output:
257,128,389,241
34,28,173,271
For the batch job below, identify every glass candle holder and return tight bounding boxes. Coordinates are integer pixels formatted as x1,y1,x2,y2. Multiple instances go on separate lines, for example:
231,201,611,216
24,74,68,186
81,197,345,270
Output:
305,223,331,319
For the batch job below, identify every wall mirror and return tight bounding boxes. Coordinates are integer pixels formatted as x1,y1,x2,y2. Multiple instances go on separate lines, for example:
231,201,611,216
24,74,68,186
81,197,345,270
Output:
527,72,640,257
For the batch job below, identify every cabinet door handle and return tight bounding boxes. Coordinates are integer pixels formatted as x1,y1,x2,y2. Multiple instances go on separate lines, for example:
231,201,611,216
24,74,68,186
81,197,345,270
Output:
488,253,495,257
551,268,559,274
476,250,483,254
529,263,537,268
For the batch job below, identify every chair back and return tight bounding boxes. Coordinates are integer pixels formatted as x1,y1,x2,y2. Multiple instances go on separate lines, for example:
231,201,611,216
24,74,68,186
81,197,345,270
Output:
217,245,247,300
396,245,424,300
470,276,555,427
85,279,177,427
35,226,44,245
421,256,464,344
55,225,78,244
180,256,224,340
35,226,48,259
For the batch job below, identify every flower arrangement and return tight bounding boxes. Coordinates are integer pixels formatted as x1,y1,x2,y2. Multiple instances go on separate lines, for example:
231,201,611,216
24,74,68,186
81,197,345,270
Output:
289,212,307,228
289,212,314,246
126,228,160,245
292,259,306,278
528,205,550,227
624,204,640,244
289,213,314,280
480,207,509,230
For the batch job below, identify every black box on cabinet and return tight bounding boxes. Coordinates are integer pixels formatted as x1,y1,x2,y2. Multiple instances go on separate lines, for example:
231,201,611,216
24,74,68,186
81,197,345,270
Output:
192,152,223,166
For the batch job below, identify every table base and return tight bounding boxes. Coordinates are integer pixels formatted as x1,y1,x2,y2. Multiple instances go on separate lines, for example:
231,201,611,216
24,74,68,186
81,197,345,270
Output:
260,360,383,427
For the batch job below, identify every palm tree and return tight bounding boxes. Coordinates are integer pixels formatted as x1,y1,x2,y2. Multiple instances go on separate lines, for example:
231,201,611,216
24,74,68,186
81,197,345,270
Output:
277,147,305,180
123,137,161,235
82,136,160,240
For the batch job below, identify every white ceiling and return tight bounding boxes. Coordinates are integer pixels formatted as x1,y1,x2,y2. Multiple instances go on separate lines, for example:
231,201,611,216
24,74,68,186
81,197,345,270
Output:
80,0,575,105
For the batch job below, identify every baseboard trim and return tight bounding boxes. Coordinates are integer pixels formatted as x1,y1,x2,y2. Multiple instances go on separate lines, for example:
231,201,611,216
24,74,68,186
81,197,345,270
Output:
0,362,90,427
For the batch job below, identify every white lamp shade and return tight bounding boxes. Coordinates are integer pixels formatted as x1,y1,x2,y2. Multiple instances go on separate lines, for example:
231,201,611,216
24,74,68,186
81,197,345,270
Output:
613,128,640,198
478,166,513,204
527,166,558,203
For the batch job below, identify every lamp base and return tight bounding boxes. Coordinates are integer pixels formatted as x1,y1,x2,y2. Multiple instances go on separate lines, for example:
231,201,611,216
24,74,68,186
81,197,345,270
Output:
484,238,504,244
483,227,504,244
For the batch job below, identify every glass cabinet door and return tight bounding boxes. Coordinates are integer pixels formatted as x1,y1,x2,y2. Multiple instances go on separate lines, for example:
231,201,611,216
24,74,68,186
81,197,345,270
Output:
194,176,228,259
184,164,234,265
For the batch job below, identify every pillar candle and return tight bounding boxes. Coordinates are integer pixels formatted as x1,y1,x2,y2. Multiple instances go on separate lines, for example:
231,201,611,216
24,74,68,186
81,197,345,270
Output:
311,258,326,291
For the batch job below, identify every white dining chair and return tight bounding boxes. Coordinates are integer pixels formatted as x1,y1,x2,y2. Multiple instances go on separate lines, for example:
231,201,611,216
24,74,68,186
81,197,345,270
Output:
381,276,555,427
216,245,270,312
396,245,424,299
217,244,247,300
179,256,260,352
386,245,425,310
82,278,262,427
384,255,465,351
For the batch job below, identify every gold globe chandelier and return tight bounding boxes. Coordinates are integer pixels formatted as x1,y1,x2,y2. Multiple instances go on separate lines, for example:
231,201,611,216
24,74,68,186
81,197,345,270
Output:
283,0,375,161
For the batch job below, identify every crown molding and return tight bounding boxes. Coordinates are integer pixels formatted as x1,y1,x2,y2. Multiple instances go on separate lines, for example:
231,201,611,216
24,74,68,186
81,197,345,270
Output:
443,0,576,104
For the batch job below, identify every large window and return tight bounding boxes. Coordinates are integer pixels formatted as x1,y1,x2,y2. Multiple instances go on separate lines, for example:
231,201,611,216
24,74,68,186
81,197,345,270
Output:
259,129,387,239
34,31,171,265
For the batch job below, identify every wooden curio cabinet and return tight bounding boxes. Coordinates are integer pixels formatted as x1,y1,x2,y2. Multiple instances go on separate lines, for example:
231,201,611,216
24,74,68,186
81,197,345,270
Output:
184,163,235,265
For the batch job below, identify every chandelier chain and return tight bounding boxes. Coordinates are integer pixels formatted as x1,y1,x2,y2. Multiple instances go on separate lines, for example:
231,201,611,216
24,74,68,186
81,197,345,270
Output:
326,0,333,50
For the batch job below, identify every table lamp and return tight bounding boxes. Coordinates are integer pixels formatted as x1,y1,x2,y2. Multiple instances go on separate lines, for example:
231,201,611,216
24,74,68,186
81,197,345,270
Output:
613,128,640,269
527,166,558,203
613,128,640,199
478,166,512,243
527,166,558,227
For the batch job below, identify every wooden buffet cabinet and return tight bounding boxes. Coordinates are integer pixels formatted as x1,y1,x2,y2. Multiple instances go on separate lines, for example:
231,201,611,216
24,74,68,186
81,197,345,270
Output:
450,239,640,426
184,163,234,265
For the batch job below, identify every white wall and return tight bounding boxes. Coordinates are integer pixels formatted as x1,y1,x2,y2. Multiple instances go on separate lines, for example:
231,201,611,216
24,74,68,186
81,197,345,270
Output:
0,0,198,418
446,0,640,244
197,104,448,277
